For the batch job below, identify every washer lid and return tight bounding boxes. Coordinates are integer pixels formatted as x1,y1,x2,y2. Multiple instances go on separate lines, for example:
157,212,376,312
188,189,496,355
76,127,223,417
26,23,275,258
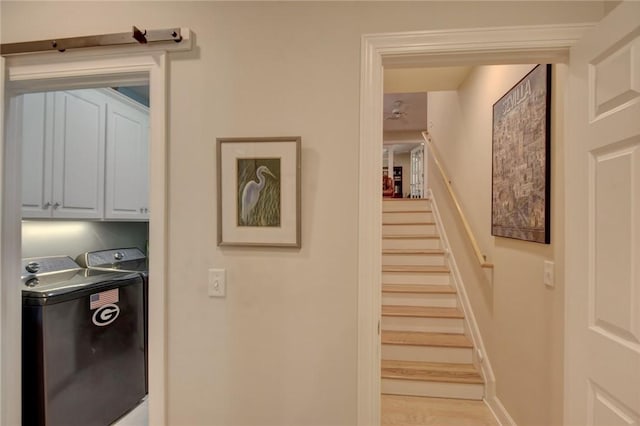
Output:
21,256,80,279
22,267,141,299
78,247,146,267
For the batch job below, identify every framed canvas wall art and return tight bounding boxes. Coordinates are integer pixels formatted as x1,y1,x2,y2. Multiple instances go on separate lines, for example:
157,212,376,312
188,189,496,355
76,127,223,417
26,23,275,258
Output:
491,64,551,244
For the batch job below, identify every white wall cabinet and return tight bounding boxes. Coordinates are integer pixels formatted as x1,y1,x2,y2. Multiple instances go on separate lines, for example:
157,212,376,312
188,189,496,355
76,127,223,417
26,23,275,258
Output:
19,88,149,221
52,89,106,219
21,89,105,219
21,92,54,218
104,91,149,220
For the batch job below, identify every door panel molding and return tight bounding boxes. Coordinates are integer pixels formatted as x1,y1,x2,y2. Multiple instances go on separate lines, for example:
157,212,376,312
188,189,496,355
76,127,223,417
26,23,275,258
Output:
566,4,640,424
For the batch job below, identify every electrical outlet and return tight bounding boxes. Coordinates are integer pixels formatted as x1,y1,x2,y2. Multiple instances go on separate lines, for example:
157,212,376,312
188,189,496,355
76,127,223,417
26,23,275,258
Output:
544,261,554,288
208,268,226,297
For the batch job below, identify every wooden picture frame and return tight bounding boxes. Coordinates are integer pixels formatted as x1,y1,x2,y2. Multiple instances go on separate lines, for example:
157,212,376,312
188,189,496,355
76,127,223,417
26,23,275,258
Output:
217,136,301,247
491,64,551,244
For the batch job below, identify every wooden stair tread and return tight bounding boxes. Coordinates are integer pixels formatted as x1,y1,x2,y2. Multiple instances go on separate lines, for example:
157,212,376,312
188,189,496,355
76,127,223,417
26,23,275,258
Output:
382,284,455,294
383,265,450,273
383,221,435,226
382,249,445,255
381,360,483,384
382,209,433,214
383,199,430,201
382,330,472,348
382,305,464,319
383,234,440,239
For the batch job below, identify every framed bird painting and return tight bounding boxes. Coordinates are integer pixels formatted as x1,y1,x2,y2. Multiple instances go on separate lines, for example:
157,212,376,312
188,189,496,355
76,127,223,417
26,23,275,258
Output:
217,136,301,247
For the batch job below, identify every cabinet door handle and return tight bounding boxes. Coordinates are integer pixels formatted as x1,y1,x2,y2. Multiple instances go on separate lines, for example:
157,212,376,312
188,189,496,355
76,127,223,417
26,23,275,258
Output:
53,202,60,209
43,202,51,208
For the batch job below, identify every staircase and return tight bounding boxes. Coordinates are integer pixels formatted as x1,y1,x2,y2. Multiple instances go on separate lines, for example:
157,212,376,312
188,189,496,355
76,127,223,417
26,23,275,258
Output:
381,198,484,400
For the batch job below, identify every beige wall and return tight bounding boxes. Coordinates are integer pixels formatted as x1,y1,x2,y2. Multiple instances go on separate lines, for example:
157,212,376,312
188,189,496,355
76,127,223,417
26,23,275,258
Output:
427,64,566,425
1,2,601,425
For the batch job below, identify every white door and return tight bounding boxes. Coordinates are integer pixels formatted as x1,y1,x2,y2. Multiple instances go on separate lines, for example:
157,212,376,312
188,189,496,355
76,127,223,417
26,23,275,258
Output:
52,89,106,219
565,1,640,424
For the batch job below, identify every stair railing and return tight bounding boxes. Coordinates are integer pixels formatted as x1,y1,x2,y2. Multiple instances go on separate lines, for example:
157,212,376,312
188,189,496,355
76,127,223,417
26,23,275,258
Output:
422,131,493,269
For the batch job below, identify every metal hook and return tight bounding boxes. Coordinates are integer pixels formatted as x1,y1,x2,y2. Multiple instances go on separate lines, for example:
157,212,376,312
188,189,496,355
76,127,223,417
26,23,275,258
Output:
132,26,148,44
171,31,183,43
51,40,65,53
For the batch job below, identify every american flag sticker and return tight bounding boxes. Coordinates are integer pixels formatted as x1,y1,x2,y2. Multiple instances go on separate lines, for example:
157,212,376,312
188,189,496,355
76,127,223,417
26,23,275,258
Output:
90,288,119,310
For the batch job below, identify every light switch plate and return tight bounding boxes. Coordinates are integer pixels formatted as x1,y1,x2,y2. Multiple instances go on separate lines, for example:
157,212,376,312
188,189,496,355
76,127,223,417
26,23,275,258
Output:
544,261,554,288
208,268,226,297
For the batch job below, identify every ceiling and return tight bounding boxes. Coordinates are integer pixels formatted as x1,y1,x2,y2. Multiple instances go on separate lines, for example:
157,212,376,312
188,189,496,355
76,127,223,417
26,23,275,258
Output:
383,92,428,132
384,66,472,94
382,66,471,148
113,85,150,107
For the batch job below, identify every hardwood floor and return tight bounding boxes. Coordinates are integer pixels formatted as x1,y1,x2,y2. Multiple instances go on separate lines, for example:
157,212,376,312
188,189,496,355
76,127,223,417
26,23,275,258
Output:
381,395,499,426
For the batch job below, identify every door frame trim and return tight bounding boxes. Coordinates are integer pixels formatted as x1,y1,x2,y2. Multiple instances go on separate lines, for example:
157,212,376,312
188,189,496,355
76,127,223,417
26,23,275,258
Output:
0,44,187,425
357,23,592,426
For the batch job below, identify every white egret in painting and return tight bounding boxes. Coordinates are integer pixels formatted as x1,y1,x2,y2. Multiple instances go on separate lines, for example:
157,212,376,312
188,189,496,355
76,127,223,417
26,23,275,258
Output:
241,165,277,224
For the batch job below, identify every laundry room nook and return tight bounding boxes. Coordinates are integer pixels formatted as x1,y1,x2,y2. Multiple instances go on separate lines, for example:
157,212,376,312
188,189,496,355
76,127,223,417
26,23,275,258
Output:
15,86,151,425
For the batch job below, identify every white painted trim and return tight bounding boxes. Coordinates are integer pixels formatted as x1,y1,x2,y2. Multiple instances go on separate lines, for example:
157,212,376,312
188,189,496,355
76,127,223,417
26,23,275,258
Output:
373,24,592,68
485,396,518,426
1,56,24,426
358,24,593,426
1,49,174,425
357,33,383,426
147,53,169,426
0,54,3,424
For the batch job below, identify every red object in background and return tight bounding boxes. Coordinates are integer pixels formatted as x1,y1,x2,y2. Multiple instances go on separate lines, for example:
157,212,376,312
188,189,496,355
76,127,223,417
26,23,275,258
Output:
383,176,394,197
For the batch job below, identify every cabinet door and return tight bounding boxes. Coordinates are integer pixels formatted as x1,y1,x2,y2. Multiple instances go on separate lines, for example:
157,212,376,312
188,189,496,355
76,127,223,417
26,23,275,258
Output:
104,93,149,220
21,92,55,218
51,90,106,219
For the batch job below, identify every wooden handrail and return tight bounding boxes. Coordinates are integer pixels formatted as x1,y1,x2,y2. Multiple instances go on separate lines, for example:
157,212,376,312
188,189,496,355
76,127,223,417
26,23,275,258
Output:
422,131,493,269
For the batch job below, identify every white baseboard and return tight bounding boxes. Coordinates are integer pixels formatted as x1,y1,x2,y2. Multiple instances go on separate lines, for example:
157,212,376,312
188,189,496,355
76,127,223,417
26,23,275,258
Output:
485,395,517,426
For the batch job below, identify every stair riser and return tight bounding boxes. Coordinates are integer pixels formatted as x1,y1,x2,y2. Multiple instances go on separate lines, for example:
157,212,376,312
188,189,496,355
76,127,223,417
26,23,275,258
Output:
383,224,437,236
382,379,484,400
382,316,464,334
382,238,441,250
382,344,473,363
383,211,434,223
383,272,450,285
383,200,430,212
380,198,486,401
382,254,446,266
382,293,457,308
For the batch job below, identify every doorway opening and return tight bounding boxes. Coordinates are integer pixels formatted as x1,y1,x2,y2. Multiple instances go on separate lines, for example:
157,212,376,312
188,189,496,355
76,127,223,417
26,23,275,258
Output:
379,63,547,426
1,52,169,426
357,24,592,426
